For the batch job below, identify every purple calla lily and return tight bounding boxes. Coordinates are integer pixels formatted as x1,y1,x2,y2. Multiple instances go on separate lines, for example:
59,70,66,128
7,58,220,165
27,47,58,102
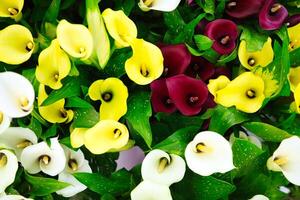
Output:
226,0,266,18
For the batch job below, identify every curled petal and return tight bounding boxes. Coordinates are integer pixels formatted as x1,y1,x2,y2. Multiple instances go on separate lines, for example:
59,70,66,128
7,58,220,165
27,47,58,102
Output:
0,112,11,135
225,0,265,18
207,75,231,100
139,0,181,12
0,195,33,200
288,67,300,92
0,150,18,193
288,23,300,51
0,0,24,19
249,195,269,200
185,57,215,81
286,14,300,27
70,128,87,148
293,84,300,114
131,180,172,200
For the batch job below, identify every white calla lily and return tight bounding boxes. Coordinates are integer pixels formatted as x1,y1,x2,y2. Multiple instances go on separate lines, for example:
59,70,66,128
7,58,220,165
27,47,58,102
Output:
230,131,262,149
267,136,300,185
131,180,172,200
20,138,66,176
0,127,37,159
0,72,35,118
0,150,18,193
185,131,235,176
249,194,269,200
138,0,181,12
141,149,185,186
0,194,33,200
0,112,11,135
56,146,92,197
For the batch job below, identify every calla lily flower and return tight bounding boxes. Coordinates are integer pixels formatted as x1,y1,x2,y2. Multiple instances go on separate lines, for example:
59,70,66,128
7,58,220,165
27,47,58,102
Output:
259,0,288,30
288,23,300,51
207,75,231,100
0,72,35,118
215,72,265,113
20,138,66,176
229,131,262,149
290,84,300,113
267,136,300,186
0,150,18,193
84,120,129,154
138,0,181,12
36,39,71,90
38,84,74,123
288,67,300,92
204,19,238,55
57,20,93,60
102,9,137,48
185,131,235,176
225,0,265,18
238,38,274,70
166,74,208,116
131,180,172,200
0,195,33,200
141,149,185,186
249,195,269,200
125,38,164,85
0,25,34,65
0,112,11,135
88,78,128,121
286,14,300,28
150,79,177,113
56,146,92,197
0,0,24,20
160,44,191,77
116,146,145,171
0,127,37,159
70,128,88,148
185,57,214,81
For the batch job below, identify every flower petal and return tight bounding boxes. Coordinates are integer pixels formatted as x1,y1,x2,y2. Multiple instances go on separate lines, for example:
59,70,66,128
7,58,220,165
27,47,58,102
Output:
139,0,181,12
0,112,11,135
116,146,145,171
0,0,24,19
0,150,18,193
131,180,172,200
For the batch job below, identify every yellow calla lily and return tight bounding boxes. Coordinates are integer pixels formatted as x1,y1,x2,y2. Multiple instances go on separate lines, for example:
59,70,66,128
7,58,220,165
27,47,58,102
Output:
288,66,300,92
0,24,34,65
36,39,71,90
84,120,129,154
102,8,137,48
125,38,164,85
57,20,93,60
238,38,274,70
38,84,74,123
216,72,265,113
88,78,128,121
0,0,23,20
207,75,231,100
288,23,300,51
70,128,88,148
254,68,278,97
291,84,300,113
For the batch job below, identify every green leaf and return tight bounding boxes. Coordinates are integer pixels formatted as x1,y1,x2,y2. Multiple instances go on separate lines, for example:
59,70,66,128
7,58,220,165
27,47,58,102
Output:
185,43,203,56
72,107,99,128
209,105,250,135
239,25,269,52
154,126,199,156
125,90,152,147
194,34,213,51
163,10,185,30
25,173,69,196
65,97,93,108
217,48,238,65
41,78,81,106
74,170,133,196
42,124,57,140
44,0,61,23
290,47,300,67
243,122,292,142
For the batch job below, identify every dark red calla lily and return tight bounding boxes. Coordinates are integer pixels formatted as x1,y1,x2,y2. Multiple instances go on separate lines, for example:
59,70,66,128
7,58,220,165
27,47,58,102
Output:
285,14,300,27
225,0,266,19
185,57,215,81
213,66,231,79
166,74,208,116
259,0,288,30
204,19,238,55
150,79,177,113
160,44,192,77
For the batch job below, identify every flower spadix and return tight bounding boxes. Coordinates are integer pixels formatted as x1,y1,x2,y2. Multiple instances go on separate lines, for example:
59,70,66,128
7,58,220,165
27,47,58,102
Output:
57,20,93,60
0,150,18,193
288,67,300,92
131,180,172,200
125,38,164,85
0,112,11,135
36,39,71,90
288,23,300,51
0,127,37,159
238,38,274,70
88,78,128,121
102,9,137,48
138,0,181,12
141,149,185,186
38,84,74,123
0,0,24,20
208,75,230,100
267,136,300,185
215,72,265,113
0,25,34,64
0,72,35,118
185,131,235,176
56,146,92,197
20,138,66,176
84,120,129,154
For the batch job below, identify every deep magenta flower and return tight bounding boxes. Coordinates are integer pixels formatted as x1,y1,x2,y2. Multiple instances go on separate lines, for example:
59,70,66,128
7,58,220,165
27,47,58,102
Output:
166,74,208,116
286,14,300,27
204,19,238,55
150,78,177,113
160,44,192,77
225,0,265,19
259,0,288,30
185,57,215,81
